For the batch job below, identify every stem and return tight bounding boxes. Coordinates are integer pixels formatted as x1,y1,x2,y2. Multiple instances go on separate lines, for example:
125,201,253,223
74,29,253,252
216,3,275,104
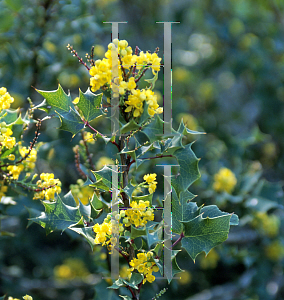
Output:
84,120,119,150
172,232,184,249
81,131,95,171
119,136,129,206
73,145,87,179
115,247,129,263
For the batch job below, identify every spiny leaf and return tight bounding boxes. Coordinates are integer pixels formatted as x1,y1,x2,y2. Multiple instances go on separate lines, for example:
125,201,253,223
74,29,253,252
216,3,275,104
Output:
172,187,198,234
77,88,104,122
69,227,95,250
144,72,158,89
58,108,84,135
154,248,181,283
142,114,165,143
63,191,77,207
181,213,232,262
90,166,120,192
36,84,74,116
36,84,84,135
171,143,200,197
30,195,82,234
120,119,140,133
146,221,163,248
131,225,146,239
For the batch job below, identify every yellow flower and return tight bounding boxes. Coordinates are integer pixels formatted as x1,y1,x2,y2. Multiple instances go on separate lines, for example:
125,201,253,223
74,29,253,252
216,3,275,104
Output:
213,167,237,194
252,212,280,237
178,270,192,285
0,181,8,201
19,146,37,170
0,87,14,111
33,173,61,201
265,240,284,261
96,156,113,170
199,248,220,269
7,164,24,180
125,200,154,227
143,173,157,194
23,295,33,300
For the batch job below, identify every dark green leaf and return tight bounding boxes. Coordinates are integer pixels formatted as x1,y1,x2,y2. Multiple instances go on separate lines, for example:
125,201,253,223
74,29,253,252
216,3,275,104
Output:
77,88,103,122
181,213,232,262
171,143,200,197
69,227,95,250
30,196,82,234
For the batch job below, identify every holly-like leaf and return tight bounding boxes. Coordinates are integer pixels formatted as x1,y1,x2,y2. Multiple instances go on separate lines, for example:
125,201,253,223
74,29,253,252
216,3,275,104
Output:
108,278,126,289
91,166,120,192
77,88,104,122
144,72,158,89
146,221,163,248
181,213,232,262
128,272,143,286
79,199,91,220
36,84,74,116
123,179,137,198
69,227,95,250
30,195,82,234
36,84,84,135
172,187,199,234
120,119,140,133
58,108,84,135
142,114,165,143
154,248,181,283
131,225,146,239
171,143,200,197
0,108,19,124
63,191,77,207
200,205,239,226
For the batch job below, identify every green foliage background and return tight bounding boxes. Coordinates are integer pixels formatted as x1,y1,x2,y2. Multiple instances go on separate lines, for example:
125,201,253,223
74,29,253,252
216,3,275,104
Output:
0,0,283,299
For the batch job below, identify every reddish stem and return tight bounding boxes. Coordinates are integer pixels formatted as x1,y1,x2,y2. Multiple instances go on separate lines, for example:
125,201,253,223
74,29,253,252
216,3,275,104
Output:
172,232,184,249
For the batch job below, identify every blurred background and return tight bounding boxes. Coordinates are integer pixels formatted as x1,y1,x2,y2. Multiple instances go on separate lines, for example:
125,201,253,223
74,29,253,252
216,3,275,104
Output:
0,0,284,299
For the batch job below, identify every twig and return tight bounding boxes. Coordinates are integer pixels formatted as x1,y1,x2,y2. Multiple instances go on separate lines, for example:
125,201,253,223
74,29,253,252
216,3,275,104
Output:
81,131,95,171
73,145,87,179
67,44,90,71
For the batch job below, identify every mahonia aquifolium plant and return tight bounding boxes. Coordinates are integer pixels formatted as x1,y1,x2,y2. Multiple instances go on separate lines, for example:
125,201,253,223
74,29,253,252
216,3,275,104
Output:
1,39,239,300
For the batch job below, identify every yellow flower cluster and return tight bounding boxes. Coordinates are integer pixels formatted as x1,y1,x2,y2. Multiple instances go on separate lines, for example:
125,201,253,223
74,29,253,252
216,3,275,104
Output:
125,88,162,117
7,164,24,180
265,240,284,261
199,248,220,269
33,173,62,201
0,87,14,111
213,167,237,194
252,212,280,237
96,156,113,170
81,131,95,144
19,146,37,169
127,251,159,284
0,122,16,149
70,179,94,205
0,180,8,201
124,200,154,227
8,296,33,300
93,219,112,245
143,173,157,194
89,39,162,118
54,258,90,280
